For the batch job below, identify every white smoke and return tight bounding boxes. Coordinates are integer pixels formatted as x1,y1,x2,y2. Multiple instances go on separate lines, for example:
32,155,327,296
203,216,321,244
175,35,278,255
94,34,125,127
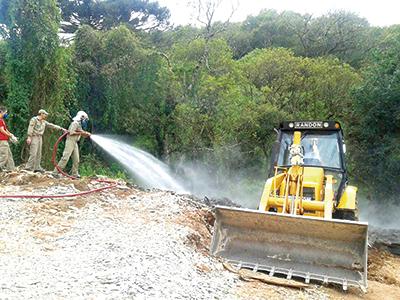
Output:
175,159,264,208
359,199,400,230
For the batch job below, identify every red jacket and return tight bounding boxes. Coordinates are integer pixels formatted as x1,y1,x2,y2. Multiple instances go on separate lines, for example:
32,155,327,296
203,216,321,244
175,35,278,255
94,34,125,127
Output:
0,119,9,141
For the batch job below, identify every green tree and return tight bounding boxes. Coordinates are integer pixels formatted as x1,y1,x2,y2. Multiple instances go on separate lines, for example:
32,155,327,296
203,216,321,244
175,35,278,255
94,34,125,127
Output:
2,0,71,166
214,86,287,165
238,48,360,120
101,26,177,155
58,0,170,33
168,38,237,156
0,41,7,103
221,9,378,66
74,25,178,156
350,26,400,198
74,25,104,129
296,11,374,65
242,10,299,52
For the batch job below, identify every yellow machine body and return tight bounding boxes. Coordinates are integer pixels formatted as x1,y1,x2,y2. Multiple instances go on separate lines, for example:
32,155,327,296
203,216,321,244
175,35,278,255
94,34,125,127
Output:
258,130,356,219
259,166,329,217
338,185,357,210
211,121,368,291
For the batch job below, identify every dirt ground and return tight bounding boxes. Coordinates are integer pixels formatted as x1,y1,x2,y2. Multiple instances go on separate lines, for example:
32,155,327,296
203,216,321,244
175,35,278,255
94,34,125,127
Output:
175,193,400,299
1,171,400,299
172,197,400,299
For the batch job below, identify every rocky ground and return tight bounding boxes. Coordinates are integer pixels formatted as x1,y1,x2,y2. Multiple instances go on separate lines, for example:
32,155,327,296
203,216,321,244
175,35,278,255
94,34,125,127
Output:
0,171,400,299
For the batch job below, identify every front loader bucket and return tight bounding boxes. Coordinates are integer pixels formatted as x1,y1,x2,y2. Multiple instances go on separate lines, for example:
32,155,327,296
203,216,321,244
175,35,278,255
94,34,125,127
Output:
211,206,368,290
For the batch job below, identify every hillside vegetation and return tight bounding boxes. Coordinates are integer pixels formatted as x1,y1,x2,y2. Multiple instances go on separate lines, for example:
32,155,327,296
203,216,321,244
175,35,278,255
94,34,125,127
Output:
0,0,399,204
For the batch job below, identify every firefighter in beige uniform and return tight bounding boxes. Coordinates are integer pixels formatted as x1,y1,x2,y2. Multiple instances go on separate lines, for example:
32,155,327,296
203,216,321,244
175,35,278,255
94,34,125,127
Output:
55,111,90,177
26,109,66,172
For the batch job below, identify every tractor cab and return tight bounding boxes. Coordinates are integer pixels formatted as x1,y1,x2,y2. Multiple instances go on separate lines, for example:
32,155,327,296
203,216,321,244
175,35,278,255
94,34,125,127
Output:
271,121,347,203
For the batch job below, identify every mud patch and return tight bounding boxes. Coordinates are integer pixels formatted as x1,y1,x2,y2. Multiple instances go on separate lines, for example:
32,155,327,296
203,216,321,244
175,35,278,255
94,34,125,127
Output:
0,172,55,187
177,208,213,256
236,280,327,300
327,281,400,300
28,198,93,242
195,263,212,273
31,198,90,214
185,232,205,253
72,180,90,191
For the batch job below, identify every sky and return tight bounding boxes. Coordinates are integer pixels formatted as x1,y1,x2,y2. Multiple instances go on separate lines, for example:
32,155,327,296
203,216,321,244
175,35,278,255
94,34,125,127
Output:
156,0,400,27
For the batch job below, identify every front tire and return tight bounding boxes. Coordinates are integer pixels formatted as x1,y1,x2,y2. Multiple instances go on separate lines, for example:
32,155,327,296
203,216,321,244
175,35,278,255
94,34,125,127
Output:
334,209,358,221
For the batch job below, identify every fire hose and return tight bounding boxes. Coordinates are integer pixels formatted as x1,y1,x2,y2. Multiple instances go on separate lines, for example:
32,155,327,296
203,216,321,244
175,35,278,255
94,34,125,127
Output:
0,131,117,199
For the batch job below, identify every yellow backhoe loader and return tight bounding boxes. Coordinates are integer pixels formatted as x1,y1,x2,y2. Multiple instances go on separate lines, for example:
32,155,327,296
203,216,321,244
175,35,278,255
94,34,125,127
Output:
211,121,368,291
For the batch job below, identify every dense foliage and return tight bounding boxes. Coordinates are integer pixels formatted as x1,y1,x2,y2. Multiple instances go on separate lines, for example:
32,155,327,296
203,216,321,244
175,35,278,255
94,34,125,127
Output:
58,0,170,33
0,2,398,201
350,26,400,199
0,0,72,167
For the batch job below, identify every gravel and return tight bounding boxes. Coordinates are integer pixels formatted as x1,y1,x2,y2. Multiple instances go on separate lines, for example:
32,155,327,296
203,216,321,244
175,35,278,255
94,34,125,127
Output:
0,177,238,299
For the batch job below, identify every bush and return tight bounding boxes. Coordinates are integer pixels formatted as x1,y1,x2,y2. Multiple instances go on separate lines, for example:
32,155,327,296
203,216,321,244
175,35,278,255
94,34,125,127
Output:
79,153,128,180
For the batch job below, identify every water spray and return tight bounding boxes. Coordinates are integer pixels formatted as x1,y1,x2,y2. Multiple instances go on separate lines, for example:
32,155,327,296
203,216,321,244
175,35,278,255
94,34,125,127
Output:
90,135,187,193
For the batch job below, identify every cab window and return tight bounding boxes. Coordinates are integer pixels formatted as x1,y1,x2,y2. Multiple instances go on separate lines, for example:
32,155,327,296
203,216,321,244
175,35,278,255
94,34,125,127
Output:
277,131,342,169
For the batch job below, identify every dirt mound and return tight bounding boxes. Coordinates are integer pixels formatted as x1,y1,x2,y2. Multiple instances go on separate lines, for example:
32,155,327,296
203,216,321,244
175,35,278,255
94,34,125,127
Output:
368,248,400,286
0,170,56,187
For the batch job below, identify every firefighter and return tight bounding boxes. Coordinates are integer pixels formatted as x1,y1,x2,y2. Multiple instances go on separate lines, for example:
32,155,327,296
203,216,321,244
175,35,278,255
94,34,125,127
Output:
26,109,66,172
54,111,91,178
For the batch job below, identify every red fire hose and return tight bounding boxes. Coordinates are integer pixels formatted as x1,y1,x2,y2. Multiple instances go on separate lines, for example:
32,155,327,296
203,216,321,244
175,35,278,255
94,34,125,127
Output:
0,131,117,199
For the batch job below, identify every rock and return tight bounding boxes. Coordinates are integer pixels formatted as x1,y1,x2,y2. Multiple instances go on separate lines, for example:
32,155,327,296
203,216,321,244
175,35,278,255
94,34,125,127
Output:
369,226,400,255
